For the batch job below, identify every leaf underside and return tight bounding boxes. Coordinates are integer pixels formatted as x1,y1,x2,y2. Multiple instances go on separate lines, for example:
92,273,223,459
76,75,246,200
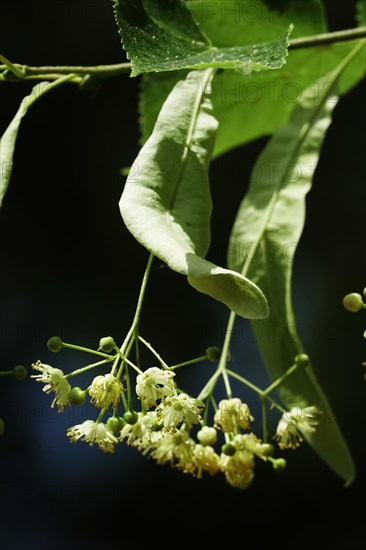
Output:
120,70,269,319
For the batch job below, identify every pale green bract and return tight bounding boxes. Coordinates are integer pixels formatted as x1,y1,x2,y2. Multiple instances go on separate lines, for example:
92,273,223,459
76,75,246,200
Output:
113,0,291,76
228,46,364,485
120,69,269,319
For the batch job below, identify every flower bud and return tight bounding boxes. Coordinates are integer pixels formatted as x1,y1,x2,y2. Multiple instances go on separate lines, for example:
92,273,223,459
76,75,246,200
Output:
272,458,287,472
13,365,27,381
68,387,86,405
343,293,363,312
98,337,115,353
152,421,164,432
47,336,63,353
197,426,217,446
295,354,310,368
206,346,221,362
107,416,126,434
123,410,139,425
221,443,236,456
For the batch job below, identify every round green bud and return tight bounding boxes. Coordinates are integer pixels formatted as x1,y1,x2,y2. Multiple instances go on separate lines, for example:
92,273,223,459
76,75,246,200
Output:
47,336,63,353
13,365,27,381
221,443,236,456
363,330,366,340
99,337,115,353
153,422,164,432
206,346,221,362
343,293,363,313
123,410,139,425
363,288,366,298
0,418,4,436
272,458,287,472
295,354,310,368
197,426,217,446
68,387,86,405
107,416,125,434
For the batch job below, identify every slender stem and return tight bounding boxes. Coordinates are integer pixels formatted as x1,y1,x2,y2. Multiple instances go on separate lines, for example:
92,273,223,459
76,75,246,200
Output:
210,395,218,413
110,355,120,377
0,370,13,376
261,396,268,443
0,61,131,81
96,408,107,423
114,346,142,374
134,329,141,368
197,310,236,401
62,342,114,360
65,358,112,379
120,253,154,356
0,54,25,77
203,397,210,425
226,369,264,396
169,355,208,370
124,365,133,411
289,26,366,50
266,396,286,414
263,363,299,396
227,370,286,412
116,336,137,379
222,370,232,398
138,335,170,370
120,389,128,411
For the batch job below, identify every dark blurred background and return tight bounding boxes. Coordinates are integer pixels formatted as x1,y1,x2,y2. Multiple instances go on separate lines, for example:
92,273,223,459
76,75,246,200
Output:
0,1,365,548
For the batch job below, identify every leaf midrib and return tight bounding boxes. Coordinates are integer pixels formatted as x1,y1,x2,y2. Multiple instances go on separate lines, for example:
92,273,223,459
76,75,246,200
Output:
167,69,214,211
240,84,334,279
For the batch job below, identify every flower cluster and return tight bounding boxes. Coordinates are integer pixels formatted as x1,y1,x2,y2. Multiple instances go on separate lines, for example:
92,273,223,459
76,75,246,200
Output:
32,339,321,490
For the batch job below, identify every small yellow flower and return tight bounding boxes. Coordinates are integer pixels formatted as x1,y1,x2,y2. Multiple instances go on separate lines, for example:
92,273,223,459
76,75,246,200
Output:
156,393,204,430
219,449,255,490
150,431,195,473
233,433,273,461
136,367,176,407
214,398,253,433
31,361,71,412
194,444,220,477
89,373,124,409
67,420,118,453
275,406,319,449
120,412,165,448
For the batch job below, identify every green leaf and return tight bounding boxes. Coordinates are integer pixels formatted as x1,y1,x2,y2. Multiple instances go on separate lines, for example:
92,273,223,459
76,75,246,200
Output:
113,0,291,76
120,69,268,319
227,46,363,484
140,0,365,156
0,78,71,207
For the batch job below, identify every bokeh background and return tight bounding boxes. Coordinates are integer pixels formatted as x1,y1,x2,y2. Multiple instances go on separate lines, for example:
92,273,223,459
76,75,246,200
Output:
0,1,365,548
